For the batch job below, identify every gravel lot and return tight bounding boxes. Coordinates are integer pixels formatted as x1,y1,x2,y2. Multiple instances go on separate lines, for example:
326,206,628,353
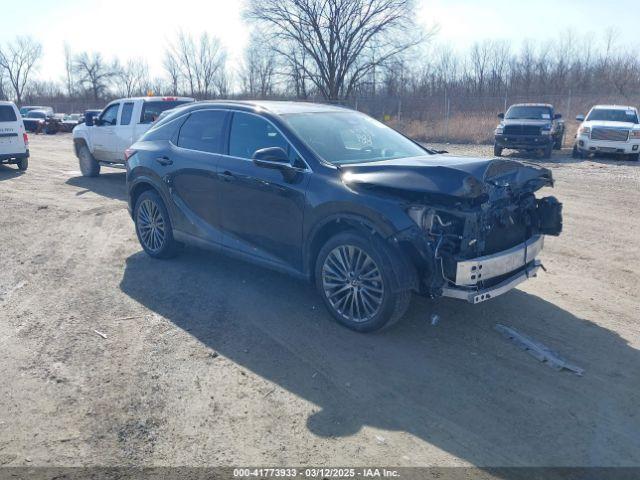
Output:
1,134,639,468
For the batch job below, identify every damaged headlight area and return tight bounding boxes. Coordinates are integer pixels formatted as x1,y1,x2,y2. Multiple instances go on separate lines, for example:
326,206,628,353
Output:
403,192,562,299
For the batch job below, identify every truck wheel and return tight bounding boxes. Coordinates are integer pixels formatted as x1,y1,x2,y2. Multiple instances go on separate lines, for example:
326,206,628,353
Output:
315,231,411,333
134,190,180,259
629,153,640,162
78,143,100,177
493,144,503,157
542,145,553,159
17,157,28,171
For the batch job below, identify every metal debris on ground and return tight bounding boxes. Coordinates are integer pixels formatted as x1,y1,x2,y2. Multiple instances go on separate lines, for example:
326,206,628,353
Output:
430,314,440,326
93,329,108,339
495,324,584,376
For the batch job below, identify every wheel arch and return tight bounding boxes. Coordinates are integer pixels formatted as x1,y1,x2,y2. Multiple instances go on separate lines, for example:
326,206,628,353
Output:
305,214,418,292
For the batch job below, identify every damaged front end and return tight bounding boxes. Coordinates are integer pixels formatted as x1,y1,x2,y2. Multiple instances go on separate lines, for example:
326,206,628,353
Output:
345,157,563,303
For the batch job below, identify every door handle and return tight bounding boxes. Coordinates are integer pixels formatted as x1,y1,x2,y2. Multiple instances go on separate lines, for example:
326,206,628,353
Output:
219,171,235,182
155,156,173,166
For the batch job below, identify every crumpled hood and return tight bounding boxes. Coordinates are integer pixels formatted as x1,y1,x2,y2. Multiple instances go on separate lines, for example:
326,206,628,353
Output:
341,155,553,199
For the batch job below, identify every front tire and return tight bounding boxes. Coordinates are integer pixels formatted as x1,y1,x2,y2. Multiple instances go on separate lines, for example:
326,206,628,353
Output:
17,157,28,171
493,144,503,157
78,143,100,177
315,231,411,333
542,144,553,159
629,153,640,161
134,190,180,259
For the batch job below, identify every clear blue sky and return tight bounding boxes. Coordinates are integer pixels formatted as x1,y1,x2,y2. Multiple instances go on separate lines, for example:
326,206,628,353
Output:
0,0,636,82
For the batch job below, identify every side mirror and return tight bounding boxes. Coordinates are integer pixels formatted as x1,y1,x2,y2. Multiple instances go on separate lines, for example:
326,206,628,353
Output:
497,113,505,119
576,114,585,122
252,147,291,169
554,113,562,120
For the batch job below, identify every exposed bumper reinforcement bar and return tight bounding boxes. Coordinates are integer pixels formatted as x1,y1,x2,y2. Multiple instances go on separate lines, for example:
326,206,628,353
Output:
442,261,541,304
455,235,544,286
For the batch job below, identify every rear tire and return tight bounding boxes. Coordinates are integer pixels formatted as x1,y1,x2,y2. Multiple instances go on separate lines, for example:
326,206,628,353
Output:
315,231,411,333
17,157,28,171
134,190,180,259
78,143,100,177
493,144,503,157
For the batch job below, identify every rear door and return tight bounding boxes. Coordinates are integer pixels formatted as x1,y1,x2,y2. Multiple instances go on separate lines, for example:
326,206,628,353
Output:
113,101,135,160
166,109,229,244
0,104,25,156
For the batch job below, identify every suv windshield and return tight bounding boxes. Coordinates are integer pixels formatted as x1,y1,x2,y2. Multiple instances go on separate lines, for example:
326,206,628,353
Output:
587,109,639,123
26,111,46,119
505,106,552,120
282,111,427,165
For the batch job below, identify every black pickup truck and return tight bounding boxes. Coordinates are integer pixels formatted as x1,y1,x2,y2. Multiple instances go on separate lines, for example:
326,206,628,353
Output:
494,103,565,158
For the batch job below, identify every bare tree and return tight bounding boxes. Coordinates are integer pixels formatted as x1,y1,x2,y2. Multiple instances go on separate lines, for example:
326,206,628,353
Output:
117,59,149,97
240,31,277,97
73,52,118,101
166,31,227,98
246,0,427,100
0,36,43,105
162,51,181,95
63,43,75,96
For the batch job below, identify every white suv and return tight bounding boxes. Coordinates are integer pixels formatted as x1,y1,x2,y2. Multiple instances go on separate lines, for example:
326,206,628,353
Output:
73,96,193,176
0,101,29,171
573,105,640,161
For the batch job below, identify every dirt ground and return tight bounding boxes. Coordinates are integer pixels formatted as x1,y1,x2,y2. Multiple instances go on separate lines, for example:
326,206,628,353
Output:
1,134,639,468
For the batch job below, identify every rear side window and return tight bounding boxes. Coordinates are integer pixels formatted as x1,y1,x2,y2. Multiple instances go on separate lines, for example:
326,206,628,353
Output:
140,100,191,124
177,110,226,154
0,106,17,122
229,112,289,159
120,102,134,125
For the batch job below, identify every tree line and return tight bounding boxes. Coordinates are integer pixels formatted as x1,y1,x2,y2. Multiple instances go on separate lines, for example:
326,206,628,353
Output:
1,0,638,118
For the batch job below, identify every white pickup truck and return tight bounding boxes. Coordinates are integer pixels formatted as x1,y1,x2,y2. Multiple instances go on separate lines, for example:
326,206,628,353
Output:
72,96,193,176
573,105,640,161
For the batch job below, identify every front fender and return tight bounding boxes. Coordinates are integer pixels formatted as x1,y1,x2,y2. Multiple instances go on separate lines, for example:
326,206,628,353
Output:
72,125,93,154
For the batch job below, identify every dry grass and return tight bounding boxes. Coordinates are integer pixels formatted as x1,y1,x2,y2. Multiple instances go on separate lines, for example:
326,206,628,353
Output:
389,114,497,145
390,114,579,147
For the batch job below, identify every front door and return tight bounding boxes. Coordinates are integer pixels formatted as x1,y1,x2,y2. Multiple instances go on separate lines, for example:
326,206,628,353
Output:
218,111,310,271
92,103,120,161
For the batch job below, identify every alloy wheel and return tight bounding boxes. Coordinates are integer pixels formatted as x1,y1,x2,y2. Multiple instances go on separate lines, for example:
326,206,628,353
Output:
137,199,166,253
322,245,384,323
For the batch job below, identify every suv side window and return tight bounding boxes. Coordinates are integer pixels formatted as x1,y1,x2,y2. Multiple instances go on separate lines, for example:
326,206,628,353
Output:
100,104,120,126
120,102,134,126
229,112,290,159
177,110,227,154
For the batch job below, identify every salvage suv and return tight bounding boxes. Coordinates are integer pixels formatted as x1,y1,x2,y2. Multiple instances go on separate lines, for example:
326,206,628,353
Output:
73,96,193,176
125,101,563,332
573,105,640,161
494,103,565,158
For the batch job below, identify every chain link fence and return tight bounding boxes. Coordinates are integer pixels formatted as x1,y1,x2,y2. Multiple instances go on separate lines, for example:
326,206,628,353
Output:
24,91,640,145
